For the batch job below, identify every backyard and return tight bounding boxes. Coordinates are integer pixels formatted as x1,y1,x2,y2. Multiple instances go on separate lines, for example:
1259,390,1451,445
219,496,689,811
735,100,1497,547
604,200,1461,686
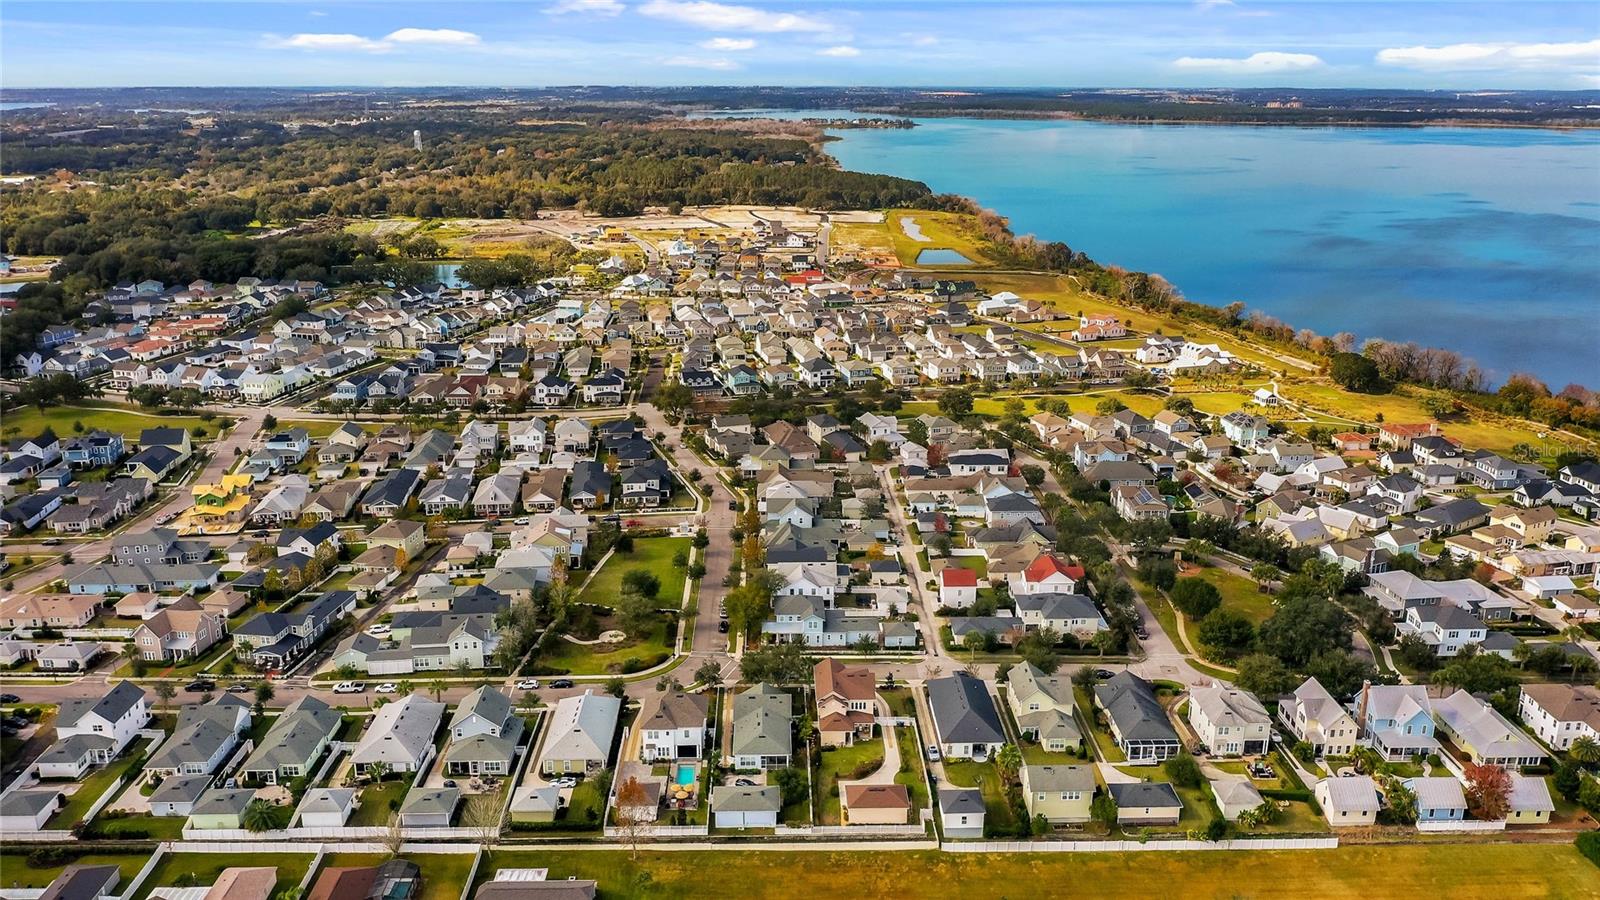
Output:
318,851,479,900
578,536,692,609
130,852,316,900
345,779,409,827
470,843,1597,899
45,737,150,828
940,758,1019,835
815,736,886,825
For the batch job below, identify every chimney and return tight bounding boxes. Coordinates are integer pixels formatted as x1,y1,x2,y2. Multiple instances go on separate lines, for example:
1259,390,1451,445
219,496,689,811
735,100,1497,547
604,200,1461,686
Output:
1356,679,1372,737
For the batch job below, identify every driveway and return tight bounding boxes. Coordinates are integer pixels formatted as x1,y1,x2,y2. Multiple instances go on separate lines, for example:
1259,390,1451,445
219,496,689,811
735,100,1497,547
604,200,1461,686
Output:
853,719,902,785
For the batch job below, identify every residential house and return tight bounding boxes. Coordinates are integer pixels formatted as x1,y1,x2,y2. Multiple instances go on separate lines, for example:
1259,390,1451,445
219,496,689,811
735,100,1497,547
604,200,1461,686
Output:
540,691,621,775
927,672,1005,761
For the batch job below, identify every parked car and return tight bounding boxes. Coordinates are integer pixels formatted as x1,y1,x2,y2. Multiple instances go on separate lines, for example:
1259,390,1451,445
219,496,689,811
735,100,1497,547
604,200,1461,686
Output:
515,679,541,691
184,680,215,693
374,683,397,694
333,681,365,694
551,777,578,789
0,693,21,704
514,517,530,525
717,621,729,633
926,745,942,762
226,683,251,694
550,679,574,689
727,500,740,511
1093,669,1116,680
42,537,63,546
443,780,457,788
366,623,391,636
734,778,756,787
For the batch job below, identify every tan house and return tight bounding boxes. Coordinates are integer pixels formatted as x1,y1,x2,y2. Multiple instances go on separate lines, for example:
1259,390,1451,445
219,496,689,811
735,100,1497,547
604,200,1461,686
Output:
0,594,100,629
1488,504,1558,546
1279,677,1357,757
1021,764,1095,823
842,783,911,825
814,657,876,747
132,597,225,662
200,587,253,618
368,519,425,560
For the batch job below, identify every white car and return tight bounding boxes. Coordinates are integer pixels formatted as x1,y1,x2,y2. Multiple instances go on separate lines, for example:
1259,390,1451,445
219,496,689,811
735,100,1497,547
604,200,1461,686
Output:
332,681,365,694
366,623,391,636
374,683,397,694
514,517,530,526
925,745,942,762
515,679,541,691
550,776,578,789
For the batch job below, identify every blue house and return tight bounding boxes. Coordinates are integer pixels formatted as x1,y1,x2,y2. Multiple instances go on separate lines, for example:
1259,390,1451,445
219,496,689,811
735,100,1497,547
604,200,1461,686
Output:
1360,685,1440,761
64,431,126,469
1404,777,1466,823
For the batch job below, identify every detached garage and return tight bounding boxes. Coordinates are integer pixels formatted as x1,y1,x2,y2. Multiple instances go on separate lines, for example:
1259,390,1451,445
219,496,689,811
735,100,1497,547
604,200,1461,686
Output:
0,789,61,832
149,775,210,818
712,785,782,829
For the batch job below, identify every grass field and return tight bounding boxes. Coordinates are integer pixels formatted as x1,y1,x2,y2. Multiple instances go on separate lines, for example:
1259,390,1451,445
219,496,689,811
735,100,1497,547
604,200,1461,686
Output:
539,609,674,675
885,209,997,267
1276,381,1557,459
472,843,1596,899
131,852,315,900
578,536,692,610
0,852,151,889
940,759,1018,833
2,403,223,443
320,851,479,900
345,779,408,827
1187,567,1278,625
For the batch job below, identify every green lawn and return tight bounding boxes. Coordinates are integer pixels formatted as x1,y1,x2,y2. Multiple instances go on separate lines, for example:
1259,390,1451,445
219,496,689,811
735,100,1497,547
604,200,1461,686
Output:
781,744,813,826
539,611,674,675
815,737,886,825
1074,687,1125,763
940,759,1017,834
578,536,692,609
880,687,918,719
131,853,315,900
894,726,930,814
885,209,997,267
2,403,225,443
346,779,409,827
0,852,152,889
472,844,1597,899
93,812,187,840
45,737,150,828
1188,566,1279,625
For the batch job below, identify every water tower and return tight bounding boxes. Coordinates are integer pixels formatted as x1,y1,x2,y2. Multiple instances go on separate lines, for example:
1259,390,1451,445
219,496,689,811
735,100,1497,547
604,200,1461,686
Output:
413,129,423,151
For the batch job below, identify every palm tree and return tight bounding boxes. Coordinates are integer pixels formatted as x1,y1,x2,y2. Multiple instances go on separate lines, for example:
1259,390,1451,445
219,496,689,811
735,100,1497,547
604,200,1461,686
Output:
241,799,281,833
428,680,447,702
1569,735,1600,766
254,681,274,716
1250,563,1281,594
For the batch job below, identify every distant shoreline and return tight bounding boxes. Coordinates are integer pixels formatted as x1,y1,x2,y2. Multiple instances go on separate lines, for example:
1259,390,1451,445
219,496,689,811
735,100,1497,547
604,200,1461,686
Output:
845,107,1600,131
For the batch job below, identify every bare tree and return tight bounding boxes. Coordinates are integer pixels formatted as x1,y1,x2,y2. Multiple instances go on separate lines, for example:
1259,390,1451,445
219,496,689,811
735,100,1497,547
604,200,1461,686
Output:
462,794,505,848
382,811,406,858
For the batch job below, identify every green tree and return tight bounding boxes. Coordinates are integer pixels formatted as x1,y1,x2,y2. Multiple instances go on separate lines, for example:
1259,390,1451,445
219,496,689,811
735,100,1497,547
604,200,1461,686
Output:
1170,577,1221,620
937,388,974,420
1234,653,1296,698
1195,610,1255,661
1329,352,1386,393
1164,752,1203,788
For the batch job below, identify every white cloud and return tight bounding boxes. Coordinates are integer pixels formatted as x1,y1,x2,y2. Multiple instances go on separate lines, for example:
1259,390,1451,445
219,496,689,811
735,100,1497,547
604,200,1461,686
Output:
545,0,625,16
277,33,389,52
1377,40,1600,72
639,0,830,33
909,34,939,47
1172,51,1323,73
382,28,481,46
663,55,740,70
1195,0,1235,9
818,45,861,58
701,37,756,51
307,10,328,17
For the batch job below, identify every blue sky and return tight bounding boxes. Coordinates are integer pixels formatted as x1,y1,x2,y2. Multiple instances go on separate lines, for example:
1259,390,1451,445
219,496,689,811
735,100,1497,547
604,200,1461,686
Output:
3,1,1598,90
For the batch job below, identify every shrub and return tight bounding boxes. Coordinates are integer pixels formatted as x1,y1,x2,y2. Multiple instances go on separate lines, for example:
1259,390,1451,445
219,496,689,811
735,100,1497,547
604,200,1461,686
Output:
1578,832,1600,869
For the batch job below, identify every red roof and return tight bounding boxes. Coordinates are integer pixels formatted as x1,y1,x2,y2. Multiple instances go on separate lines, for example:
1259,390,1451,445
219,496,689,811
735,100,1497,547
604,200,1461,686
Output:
940,567,978,588
1024,553,1078,584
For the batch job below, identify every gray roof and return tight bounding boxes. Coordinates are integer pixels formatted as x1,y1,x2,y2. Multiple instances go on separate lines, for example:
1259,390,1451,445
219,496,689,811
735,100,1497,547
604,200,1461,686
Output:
541,691,621,765
450,685,514,733
1404,776,1467,810
243,695,341,773
1023,764,1095,792
927,673,1005,746
938,787,985,816
642,691,708,732
0,788,60,818
190,787,255,817
732,684,793,759
401,786,461,818
352,694,445,768
1015,592,1101,622
712,785,783,813
1108,781,1182,809
149,774,211,807
1188,683,1270,730
1094,672,1179,744
57,681,145,730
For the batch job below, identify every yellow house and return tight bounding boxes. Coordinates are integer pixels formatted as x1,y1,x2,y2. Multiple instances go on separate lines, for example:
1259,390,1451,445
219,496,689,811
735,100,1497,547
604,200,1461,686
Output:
842,784,911,826
1020,764,1095,823
1488,505,1557,546
179,474,254,534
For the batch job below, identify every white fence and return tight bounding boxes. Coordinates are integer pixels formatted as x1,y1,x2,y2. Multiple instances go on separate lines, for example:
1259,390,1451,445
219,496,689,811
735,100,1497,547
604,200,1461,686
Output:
775,824,928,838
944,837,1340,853
603,824,710,838
1416,819,1505,833
181,824,487,841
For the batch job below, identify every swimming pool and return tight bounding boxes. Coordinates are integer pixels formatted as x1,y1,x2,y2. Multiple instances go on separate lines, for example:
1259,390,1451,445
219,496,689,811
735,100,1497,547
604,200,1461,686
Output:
674,764,696,787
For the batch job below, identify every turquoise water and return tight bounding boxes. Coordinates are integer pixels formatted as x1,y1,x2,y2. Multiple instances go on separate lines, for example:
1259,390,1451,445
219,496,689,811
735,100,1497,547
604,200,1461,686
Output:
742,111,1599,387
674,764,696,786
917,248,972,265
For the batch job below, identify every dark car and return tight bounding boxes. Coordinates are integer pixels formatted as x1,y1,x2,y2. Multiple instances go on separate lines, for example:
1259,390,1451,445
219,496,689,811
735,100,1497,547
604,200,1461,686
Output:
226,683,252,694
717,621,729,633
551,679,574,689
727,500,740,511
1093,669,1116,680
184,680,215,693
0,693,20,704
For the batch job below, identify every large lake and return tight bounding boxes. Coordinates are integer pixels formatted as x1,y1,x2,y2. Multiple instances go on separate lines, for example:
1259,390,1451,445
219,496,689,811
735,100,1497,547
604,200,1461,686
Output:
706,110,1600,387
